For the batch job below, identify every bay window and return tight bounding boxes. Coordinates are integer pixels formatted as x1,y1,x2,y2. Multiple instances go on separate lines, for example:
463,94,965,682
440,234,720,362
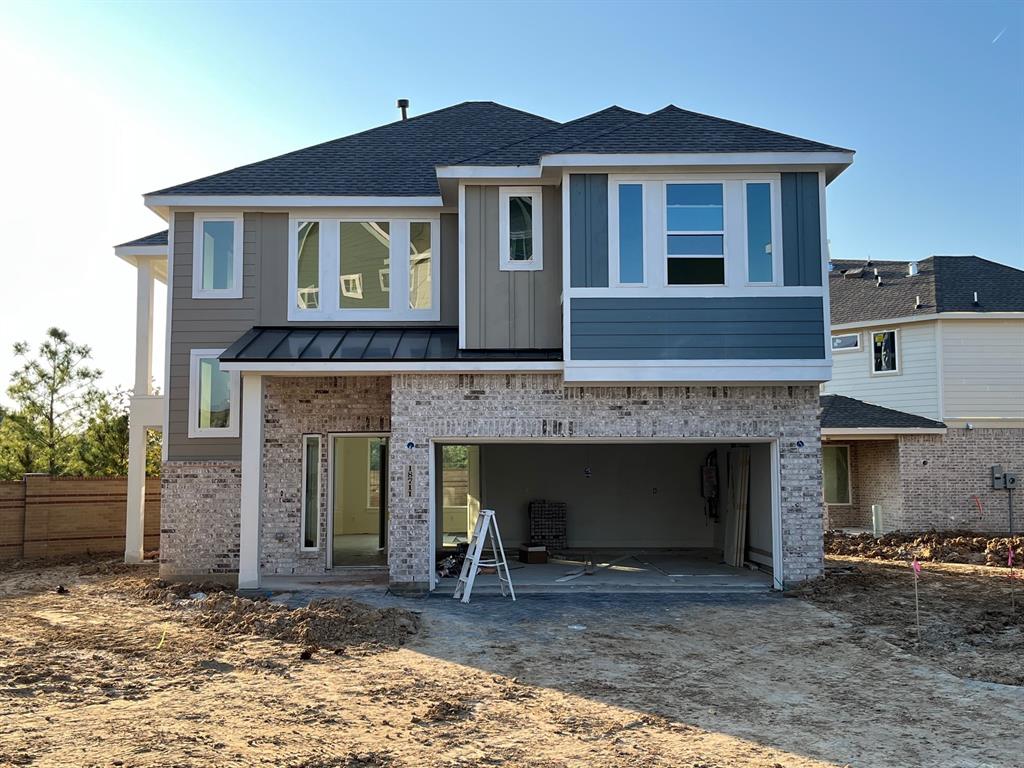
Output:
288,216,440,321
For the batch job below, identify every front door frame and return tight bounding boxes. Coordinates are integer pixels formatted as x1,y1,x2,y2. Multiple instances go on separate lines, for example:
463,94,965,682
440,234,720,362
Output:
326,431,390,570
427,436,784,592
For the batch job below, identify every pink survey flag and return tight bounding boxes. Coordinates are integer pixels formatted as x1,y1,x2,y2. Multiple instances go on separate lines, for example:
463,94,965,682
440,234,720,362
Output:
1010,546,1015,568
911,558,921,576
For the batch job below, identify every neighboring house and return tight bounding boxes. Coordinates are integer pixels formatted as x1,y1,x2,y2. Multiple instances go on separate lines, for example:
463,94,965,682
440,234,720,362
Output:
115,101,855,591
821,256,1024,532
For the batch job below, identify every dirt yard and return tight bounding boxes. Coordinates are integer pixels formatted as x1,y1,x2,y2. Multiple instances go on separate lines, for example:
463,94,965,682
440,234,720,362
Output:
1,557,1021,768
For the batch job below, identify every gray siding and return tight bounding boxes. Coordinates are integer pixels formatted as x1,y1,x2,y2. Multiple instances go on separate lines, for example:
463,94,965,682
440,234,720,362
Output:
570,296,826,360
463,186,562,349
167,212,257,461
569,174,609,288
258,213,458,326
781,172,822,287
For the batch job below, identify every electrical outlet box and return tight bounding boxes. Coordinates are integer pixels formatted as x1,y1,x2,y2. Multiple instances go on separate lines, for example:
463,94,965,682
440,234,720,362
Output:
992,465,1005,489
1006,473,1019,490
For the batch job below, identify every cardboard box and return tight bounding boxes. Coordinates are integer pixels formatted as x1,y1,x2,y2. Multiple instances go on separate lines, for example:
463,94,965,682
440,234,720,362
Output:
519,545,548,564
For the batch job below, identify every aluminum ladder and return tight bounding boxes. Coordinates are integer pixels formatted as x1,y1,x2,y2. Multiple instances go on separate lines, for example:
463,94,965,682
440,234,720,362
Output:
453,509,515,604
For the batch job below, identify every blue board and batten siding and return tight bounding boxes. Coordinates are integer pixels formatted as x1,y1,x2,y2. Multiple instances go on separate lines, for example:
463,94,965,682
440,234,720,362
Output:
568,172,823,288
570,296,826,360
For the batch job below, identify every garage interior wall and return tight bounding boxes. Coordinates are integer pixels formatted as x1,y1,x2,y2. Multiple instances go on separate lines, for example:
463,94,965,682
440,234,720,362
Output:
435,442,773,556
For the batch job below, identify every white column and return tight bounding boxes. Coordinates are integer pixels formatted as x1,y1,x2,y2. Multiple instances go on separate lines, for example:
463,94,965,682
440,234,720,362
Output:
238,373,263,589
124,418,147,563
134,260,154,396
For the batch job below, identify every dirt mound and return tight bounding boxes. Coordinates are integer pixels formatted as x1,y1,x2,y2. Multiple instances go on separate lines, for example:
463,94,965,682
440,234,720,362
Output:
135,579,420,649
826,530,1024,567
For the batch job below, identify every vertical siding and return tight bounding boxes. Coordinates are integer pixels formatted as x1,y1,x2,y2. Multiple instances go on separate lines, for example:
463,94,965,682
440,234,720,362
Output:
258,212,458,327
166,212,258,461
821,321,941,419
940,319,1024,420
463,185,562,349
781,172,822,287
569,174,609,288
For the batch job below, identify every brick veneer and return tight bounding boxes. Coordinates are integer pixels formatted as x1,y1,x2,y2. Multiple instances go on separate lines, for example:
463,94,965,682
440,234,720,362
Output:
388,375,824,589
160,461,241,580
826,440,900,530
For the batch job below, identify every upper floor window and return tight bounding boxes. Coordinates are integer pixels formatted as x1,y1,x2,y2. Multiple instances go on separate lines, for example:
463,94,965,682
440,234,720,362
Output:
608,175,782,290
192,215,243,299
499,187,543,271
288,216,439,321
871,330,899,374
831,332,860,352
188,349,239,438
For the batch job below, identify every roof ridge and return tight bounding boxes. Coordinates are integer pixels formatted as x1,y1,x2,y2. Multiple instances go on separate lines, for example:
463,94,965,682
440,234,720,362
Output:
147,102,556,197
451,105,639,165
549,108,662,154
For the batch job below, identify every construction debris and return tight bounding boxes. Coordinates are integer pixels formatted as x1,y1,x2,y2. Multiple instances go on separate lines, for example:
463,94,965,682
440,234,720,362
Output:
826,530,1024,568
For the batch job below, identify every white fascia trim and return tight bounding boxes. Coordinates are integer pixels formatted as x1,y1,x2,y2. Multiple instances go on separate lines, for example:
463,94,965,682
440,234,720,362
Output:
146,194,444,209
831,312,1024,331
541,151,855,168
564,360,831,384
114,245,167,259
822,427,947,437
218,360,565,374
436,165,543,179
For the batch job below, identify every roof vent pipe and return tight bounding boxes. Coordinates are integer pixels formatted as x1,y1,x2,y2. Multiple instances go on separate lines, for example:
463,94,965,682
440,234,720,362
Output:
973,291,980,306
397,98,409,120
908,261,919,276
876,275,883,287
915,294,922,309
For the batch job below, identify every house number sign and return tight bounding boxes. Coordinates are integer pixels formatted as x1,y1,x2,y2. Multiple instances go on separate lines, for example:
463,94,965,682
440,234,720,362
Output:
406,465,415,497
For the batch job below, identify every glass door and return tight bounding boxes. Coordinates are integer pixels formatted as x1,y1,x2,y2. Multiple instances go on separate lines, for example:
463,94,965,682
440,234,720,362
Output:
331,435,388,567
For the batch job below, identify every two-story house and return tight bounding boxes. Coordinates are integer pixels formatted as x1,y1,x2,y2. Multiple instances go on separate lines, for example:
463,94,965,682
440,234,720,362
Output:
820,256,1024,532
115,101,854,591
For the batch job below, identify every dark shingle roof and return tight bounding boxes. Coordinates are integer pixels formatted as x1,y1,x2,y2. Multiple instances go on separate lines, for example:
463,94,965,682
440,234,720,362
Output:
147,102,558,198
829,256,1024,324
456,106,644,165
553,105,852,155
221,327,562,363
115,230,168,248
821,395,946,430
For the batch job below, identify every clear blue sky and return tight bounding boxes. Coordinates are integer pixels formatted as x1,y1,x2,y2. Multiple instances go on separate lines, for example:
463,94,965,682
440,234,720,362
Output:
0,0,1021,392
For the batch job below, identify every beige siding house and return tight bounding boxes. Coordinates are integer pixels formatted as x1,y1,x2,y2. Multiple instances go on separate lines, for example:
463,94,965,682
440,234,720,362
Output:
822,256,1024,533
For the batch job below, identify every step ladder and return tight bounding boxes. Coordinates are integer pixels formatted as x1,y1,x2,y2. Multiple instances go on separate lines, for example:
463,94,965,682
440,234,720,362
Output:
453,509,515,604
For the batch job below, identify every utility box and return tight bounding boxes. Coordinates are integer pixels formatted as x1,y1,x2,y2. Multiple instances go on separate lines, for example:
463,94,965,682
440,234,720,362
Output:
1006,473,1019,490
992,465,1005,490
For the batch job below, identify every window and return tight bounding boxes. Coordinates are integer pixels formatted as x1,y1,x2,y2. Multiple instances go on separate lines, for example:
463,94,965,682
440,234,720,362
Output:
408,222,432,310
745,182,774,283
871,330,899,374
499,187,543,271
831,333,860,352
296,221,320,310
192,215,243,298
301,435,320,550
366,437,385,508
288,217,439,321
823,445,851,505
617,183,645,284
665,183,725,285
187,349,239,438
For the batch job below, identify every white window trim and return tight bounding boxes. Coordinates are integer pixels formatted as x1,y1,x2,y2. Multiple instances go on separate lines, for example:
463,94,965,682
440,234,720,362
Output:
869,328,900,376
609,181,647,287
499,186,543,271
300,434,321,552
605,173,783,294
823,444,852,506
192,214,243,299
187,349,240,438
287,215,440,321
741,179,784,286
831,332,861,353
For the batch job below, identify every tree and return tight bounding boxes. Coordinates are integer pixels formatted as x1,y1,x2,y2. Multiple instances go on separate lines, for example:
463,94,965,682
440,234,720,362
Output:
77,390,130,476
6,328,103,476
0,406,38,480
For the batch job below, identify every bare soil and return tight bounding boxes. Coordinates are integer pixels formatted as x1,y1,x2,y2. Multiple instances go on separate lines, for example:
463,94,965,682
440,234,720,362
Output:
825,530,1024,568
1,556,1021,767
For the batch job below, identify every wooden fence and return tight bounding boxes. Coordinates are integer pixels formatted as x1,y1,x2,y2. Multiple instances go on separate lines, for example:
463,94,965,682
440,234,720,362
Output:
0,475,160,560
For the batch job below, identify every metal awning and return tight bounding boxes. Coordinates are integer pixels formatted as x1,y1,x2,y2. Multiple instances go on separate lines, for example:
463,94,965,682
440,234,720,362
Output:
220,326,562,367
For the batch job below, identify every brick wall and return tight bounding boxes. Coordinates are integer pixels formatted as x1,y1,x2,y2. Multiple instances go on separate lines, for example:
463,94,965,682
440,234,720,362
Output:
0,476,160,560
826,440,900,531
261,376,391,575
160,462,241,579
389,375,824,589
894,427,1023,532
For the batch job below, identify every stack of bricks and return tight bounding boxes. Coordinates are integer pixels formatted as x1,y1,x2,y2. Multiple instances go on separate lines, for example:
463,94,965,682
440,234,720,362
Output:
529,499,568,550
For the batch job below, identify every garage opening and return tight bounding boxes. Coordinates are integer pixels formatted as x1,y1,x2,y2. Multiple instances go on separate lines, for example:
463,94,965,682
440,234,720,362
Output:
434,441,776,591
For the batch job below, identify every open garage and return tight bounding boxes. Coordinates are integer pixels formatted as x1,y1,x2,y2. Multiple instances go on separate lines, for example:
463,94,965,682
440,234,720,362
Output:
432,440,779,592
